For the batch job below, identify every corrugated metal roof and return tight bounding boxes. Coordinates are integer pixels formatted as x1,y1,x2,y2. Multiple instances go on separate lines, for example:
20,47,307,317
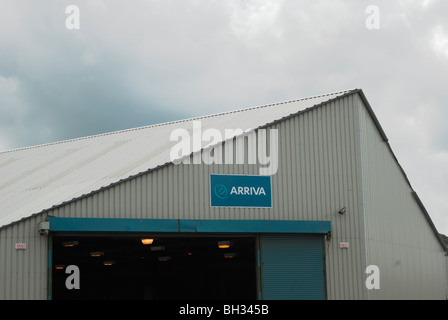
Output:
0,89,357,228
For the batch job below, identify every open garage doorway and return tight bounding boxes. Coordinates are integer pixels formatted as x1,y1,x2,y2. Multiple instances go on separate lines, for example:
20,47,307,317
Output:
51,234,257,300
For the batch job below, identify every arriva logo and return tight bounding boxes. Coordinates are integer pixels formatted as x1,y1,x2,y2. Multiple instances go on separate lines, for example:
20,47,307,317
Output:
215,184,267,199
214,184,229,199
230,186,266,196
210,175,272,208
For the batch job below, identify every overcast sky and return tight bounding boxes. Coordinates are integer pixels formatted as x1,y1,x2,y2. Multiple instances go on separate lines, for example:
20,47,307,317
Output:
1,0,447,235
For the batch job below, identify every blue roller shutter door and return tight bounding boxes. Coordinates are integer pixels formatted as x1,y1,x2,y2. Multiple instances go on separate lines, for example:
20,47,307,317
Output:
260,234,326,300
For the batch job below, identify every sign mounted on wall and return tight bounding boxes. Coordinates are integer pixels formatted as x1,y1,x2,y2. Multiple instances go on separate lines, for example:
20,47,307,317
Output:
15,243,26,250
210,174,272,208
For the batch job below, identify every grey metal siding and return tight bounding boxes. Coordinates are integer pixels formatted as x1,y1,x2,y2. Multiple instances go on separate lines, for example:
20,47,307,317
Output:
0,215,48,300
357,96,447,299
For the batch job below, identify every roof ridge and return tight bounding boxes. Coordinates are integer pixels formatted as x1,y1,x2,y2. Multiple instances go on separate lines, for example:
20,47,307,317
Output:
0,89,357,155
198,88,357,118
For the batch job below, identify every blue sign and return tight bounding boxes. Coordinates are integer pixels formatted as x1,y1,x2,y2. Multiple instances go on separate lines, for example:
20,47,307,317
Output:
210,174,272,208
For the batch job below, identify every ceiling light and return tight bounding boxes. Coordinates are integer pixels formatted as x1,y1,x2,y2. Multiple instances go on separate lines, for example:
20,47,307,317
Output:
103,260,115,266
158,256,171,262
90,251,104,257
224,253,236,259
62,241,78,247
218,241,230,249
141,238,154,245
55,265,65,270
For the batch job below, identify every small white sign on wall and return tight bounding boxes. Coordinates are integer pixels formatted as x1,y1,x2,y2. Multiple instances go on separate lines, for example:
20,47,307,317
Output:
340,242,349,249
15,243,26,250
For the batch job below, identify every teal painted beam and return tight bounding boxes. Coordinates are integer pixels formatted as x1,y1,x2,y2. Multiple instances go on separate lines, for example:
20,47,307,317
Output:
48,217,331,234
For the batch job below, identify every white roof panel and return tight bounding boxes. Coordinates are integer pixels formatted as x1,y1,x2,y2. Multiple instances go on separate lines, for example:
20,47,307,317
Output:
0,89,356,228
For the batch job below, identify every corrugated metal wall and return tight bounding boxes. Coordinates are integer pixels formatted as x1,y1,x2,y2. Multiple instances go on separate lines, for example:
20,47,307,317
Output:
1,92,445,299
0,215,48,300
357,97,448,299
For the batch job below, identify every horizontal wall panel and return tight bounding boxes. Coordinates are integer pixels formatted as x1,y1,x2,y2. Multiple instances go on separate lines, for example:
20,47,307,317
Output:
48,217,331,234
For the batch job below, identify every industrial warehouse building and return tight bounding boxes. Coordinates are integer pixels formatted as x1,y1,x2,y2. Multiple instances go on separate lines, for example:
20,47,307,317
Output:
0,88,447,300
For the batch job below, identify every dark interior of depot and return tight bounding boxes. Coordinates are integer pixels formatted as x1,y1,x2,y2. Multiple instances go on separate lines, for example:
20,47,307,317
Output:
52,235,256,300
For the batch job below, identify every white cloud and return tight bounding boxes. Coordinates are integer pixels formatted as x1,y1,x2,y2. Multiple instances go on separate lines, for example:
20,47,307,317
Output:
0,76,19,94
431,25,448,61
0,75,27,123
228,0,284,45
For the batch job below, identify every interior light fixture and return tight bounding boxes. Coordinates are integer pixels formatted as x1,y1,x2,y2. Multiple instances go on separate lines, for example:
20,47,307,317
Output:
141,238,154,245
224,253,236,259
158,256,171,262
90,251,104,257
218,241,230,249
103,260,115,266
55,265,65,270
62,241,78,247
